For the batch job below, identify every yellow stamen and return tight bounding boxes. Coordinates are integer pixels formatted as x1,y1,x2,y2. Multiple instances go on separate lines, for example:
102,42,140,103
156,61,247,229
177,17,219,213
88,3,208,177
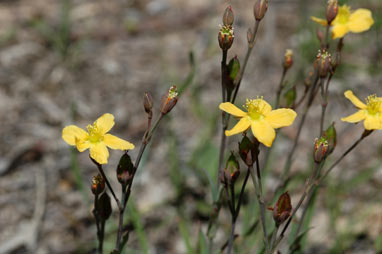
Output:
87,124,103,143
365,95,382,115
244,97,265,120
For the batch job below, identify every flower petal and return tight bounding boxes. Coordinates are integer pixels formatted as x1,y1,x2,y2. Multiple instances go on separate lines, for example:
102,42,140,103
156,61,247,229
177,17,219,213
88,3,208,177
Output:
94,113,115,135
332,24,349,39
265,109,297,129
344,90,367,109
311,16,328,26
341,110,366,123
219,103,247,117
363,115,382,130
62,125,88,146
348,9,374,33
90,143,109,164
103,134,135,150
76,140,90,152
225,117,251,136
251,120,276,147
257,99,272,115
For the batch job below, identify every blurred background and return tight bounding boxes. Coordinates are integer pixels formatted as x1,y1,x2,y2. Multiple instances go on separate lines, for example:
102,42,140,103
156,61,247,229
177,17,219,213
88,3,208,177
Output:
0,0,381,253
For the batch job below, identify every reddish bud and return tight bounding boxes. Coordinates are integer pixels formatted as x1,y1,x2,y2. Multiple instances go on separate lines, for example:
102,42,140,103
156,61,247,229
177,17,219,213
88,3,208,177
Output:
283,49,293,69
272,191,292,226
91,174,105,195
326,0,338,25
116,152,135,187
223,6,234,26
254,0,268,21
160,86,178,115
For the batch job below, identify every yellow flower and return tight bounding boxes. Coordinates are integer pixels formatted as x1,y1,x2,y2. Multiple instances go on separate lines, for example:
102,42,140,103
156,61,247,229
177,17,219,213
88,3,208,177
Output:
341,90,382,130
311,5,374,39
219,98,297,147
62,113,135,164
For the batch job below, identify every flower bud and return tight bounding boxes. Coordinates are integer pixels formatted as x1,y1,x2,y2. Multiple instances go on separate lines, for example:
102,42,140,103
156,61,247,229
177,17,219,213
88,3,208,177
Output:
143,92,153,115
160,86,178,115
315,50,332,78
219,152,240,185
283,49,293,70
223,6,234,26
326,0,338,25
218,25,234,51
91,174,105,195
271,191,292,226
116,152,135,187
238,136,258,166
323,122,336,155
98,192,112,221
313,137,329,163
254,0,268,21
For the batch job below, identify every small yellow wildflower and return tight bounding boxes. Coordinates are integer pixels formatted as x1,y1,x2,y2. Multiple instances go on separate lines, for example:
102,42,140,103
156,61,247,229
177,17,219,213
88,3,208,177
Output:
62,113,135,164
311,5,374,39
219,98,297,147
341,90,382,130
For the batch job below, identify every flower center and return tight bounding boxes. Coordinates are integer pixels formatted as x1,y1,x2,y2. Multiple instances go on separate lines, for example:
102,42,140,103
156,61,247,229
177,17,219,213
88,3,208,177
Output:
87,124,103,143
366,95,382,115
245,98,265,120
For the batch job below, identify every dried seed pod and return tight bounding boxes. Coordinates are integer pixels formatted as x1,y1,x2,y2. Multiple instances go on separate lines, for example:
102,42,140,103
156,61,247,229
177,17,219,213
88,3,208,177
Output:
219,152,240,185
238,135,258,166
160,86,178,115
283,49,293,70
218,25,234,51
326,0,338,25
116,152,135,187
143,92,153,115
91,174,105,195
313,137,329,163
271,191,292,226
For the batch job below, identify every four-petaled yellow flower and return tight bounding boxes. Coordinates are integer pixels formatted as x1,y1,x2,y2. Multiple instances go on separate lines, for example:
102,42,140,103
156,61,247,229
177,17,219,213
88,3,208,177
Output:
311,5,374,39
219,98,297,147
341,90,382,130
62,113,135,164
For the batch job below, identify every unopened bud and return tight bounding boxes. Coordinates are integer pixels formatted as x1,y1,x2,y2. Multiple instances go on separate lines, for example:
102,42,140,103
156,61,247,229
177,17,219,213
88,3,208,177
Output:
238,136,258,166
116,152,135,186
160,86,178,115
223,6,234,26
91,174,105,195
143,92,153,115
323,122,336,155
219,152,240,185
254,0,268,21
98,192,112,221
315,50,332,78
218,25,234,51
326,0,338,25
270,191,292,226
283,49,293,69
313,137,329,163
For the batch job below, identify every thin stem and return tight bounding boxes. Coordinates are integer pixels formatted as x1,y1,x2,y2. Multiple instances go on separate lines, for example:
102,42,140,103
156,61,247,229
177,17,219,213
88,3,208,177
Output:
235,168,250,218
275,68,287,109
268,225,279,254
249,163,269,251
99,220,105,254
226,219,236,254
94,162,121,209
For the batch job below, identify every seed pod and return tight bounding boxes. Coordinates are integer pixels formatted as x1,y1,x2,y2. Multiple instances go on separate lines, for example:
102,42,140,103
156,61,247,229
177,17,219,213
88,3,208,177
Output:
160,86,178,115
98,192,112,221
254,0,268,21
315,50,332,78
223,6,234,26
326,0,338,25
143,92,153,115
91,174,105,195
238,135,258,166
219,152,240,185
272,191,292,226
116,152,135,187
313,137,329,163
283,49,293,70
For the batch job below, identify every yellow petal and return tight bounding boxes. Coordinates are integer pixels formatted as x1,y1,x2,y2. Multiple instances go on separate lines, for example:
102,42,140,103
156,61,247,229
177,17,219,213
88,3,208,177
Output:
344,90,367,109
62,125,88,146
311,16,328,26
94,113,115,135
332,24,349,39
219,103,247,117
76,140,90,152
250,120,276,147
225,117,251,136
265,109,297,129
90,143,109,164
363,115,382,130
341,110,366,123
348,9,374,33
103,134,135,150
